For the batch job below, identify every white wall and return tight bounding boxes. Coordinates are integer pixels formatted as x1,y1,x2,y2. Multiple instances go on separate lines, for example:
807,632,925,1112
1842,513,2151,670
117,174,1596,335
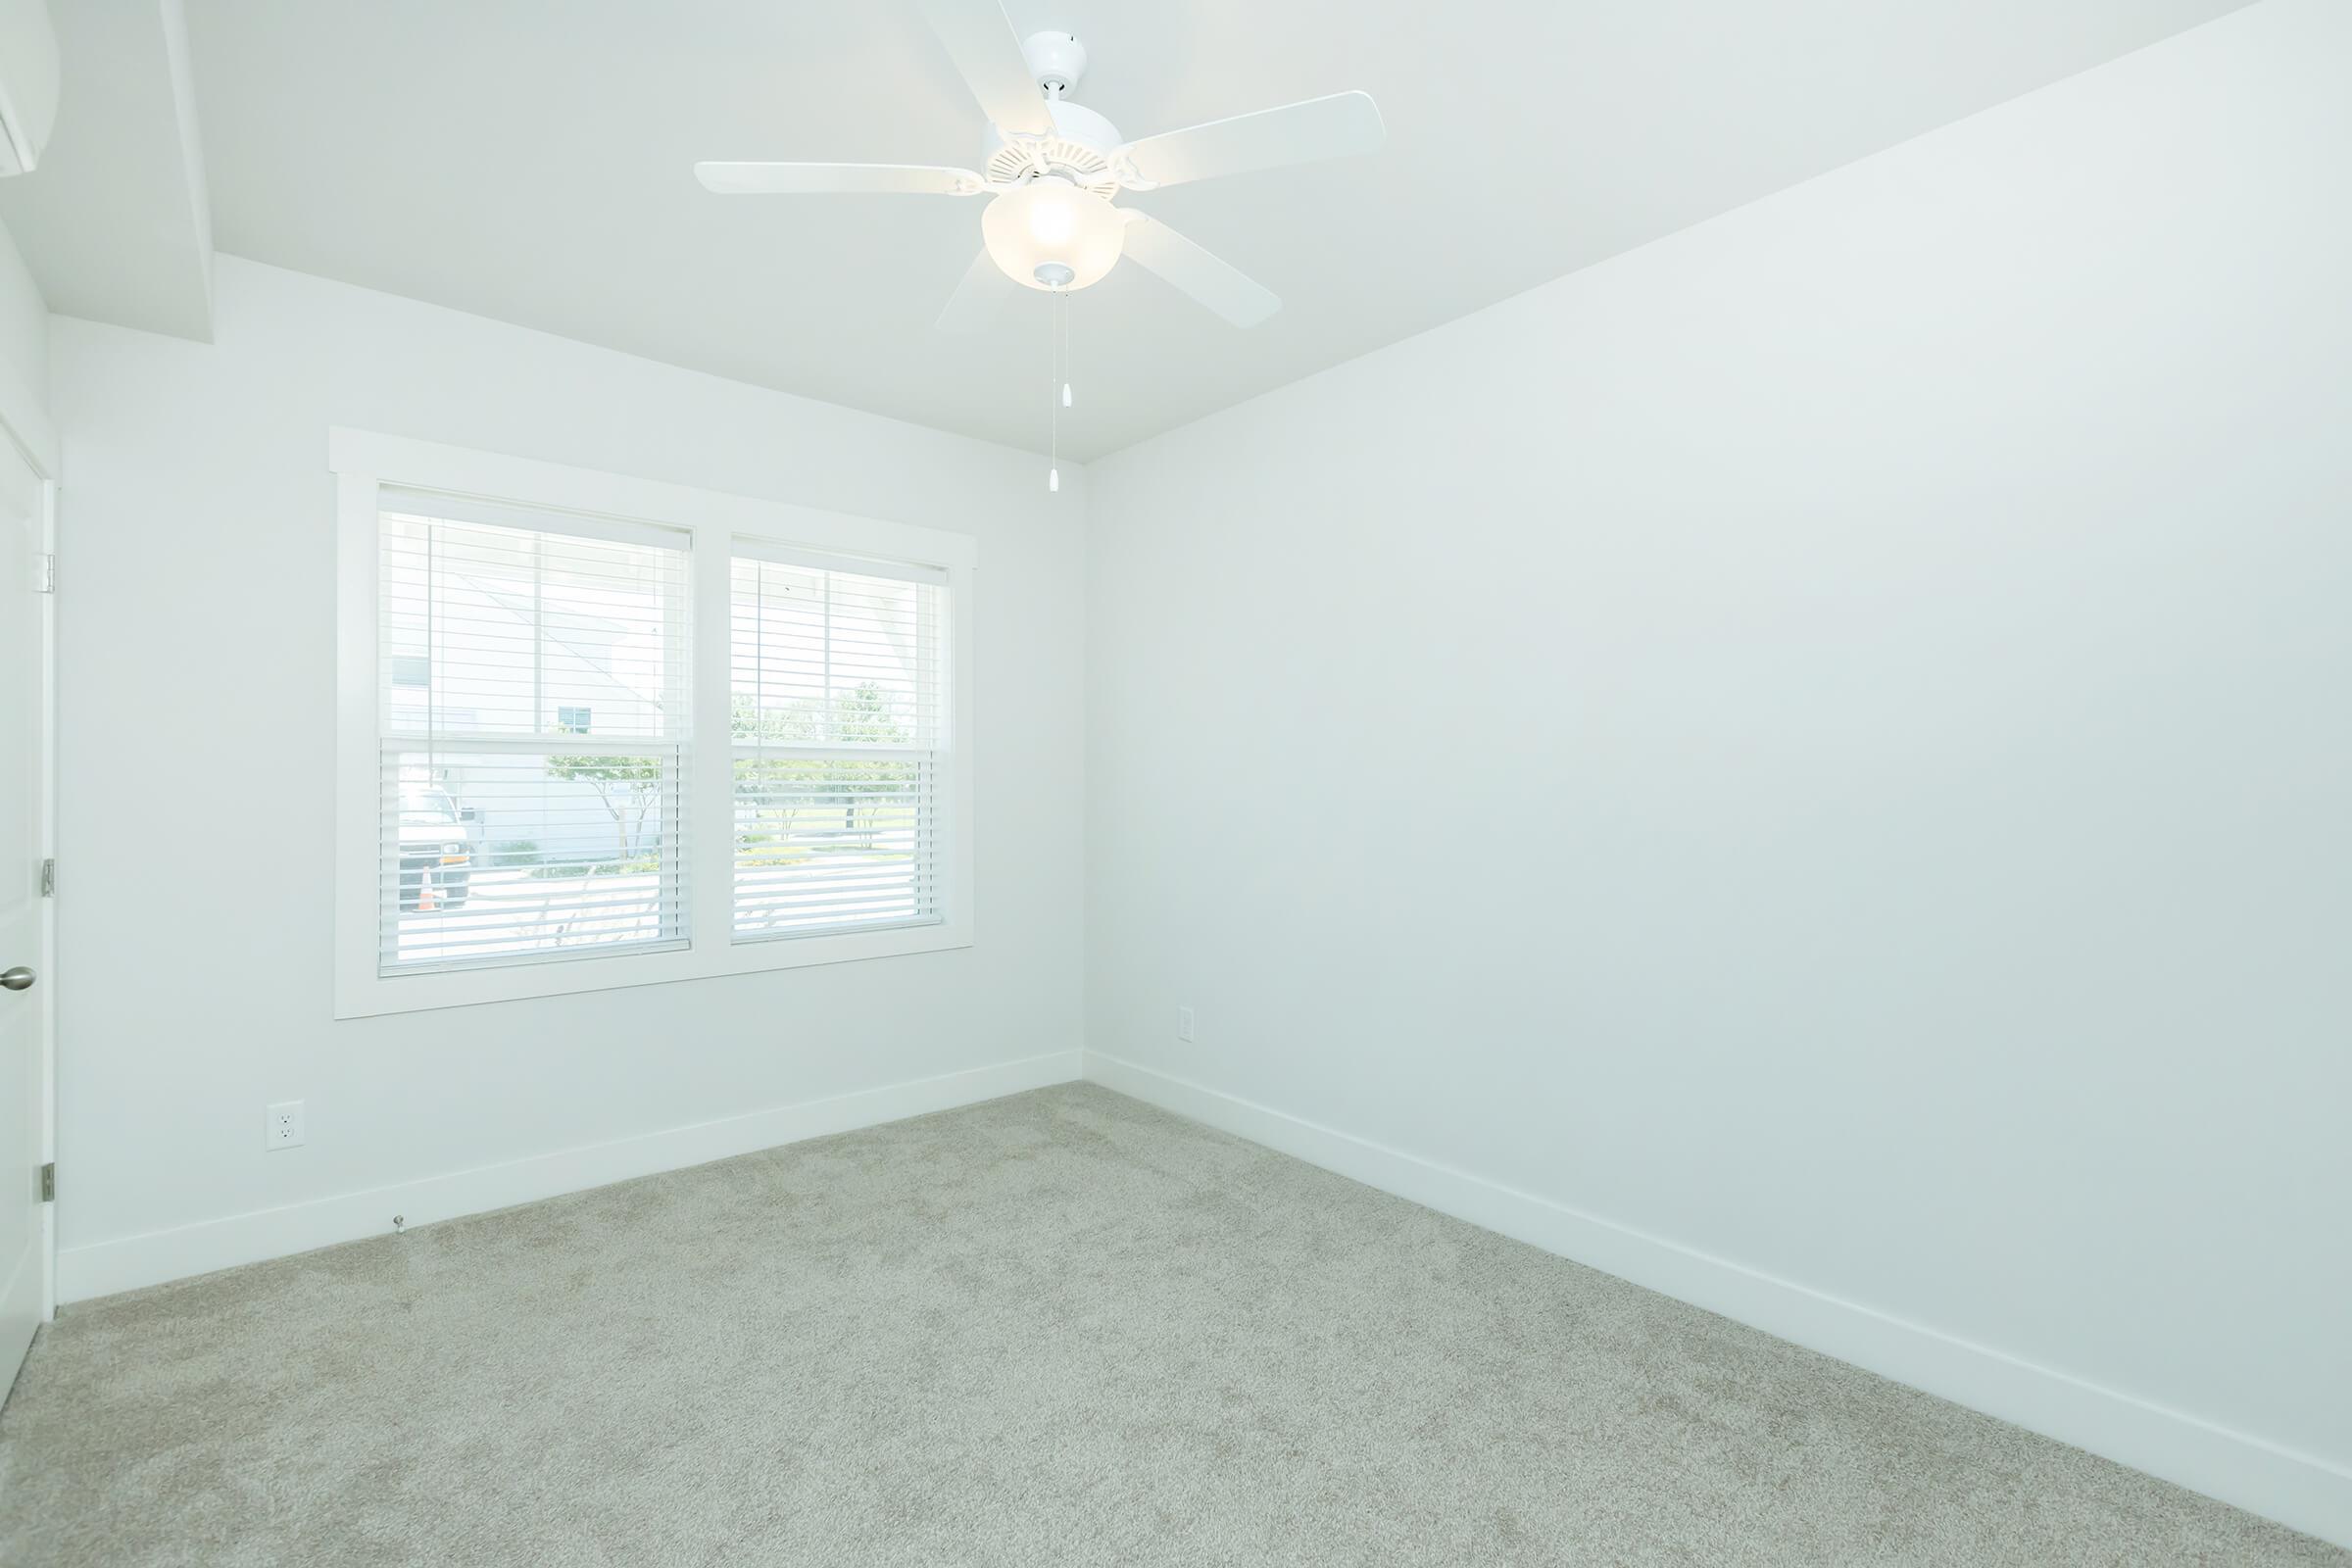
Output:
53,255,1086,1296
0,217,48,465
1085,0,2350,1544
0,220,40,386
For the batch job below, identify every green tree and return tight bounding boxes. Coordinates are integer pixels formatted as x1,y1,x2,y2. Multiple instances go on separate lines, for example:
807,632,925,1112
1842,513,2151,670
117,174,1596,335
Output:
545,755,665,868
824,682,908,847
732,683,909,851
832,680,903,746
733,694,822,845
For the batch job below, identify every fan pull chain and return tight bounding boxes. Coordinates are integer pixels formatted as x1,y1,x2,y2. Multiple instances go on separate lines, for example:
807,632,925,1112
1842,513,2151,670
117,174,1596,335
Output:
1047,288,1060,493
1062,290,1073,409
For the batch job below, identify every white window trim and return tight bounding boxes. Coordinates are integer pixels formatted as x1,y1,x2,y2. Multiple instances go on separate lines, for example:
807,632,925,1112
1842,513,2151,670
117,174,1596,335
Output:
331,427,978,1018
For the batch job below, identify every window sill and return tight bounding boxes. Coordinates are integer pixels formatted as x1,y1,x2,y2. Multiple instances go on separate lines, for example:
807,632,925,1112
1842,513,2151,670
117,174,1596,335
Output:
335,919,973,1019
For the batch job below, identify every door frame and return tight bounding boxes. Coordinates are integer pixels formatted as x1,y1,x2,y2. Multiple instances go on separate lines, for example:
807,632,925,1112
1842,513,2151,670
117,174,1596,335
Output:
4,396,57,1331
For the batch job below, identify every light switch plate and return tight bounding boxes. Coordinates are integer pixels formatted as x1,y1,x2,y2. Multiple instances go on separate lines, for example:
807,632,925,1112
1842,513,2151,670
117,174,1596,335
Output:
1177,1005,1195,1043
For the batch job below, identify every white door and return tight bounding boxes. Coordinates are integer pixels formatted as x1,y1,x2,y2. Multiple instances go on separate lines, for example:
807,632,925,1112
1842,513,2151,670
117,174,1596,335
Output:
0,434,47,1385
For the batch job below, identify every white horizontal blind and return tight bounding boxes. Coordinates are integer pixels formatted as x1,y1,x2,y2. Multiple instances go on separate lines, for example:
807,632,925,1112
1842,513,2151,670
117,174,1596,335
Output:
731,549,945,940
378,493,692,975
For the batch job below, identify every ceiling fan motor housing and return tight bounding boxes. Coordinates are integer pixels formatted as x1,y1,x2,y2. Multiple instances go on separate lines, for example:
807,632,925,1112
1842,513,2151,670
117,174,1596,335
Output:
983,97,1122,198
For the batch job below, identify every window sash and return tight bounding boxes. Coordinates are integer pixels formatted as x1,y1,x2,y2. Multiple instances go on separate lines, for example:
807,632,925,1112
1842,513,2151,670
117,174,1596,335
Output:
728,551,946,943
727,555,944,752
376,741,692,976
730,746,942,942
375,501,695,978
377,508,691,746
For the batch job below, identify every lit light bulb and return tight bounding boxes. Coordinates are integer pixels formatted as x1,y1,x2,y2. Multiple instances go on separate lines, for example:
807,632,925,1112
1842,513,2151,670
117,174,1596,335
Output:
1030,198,1076,246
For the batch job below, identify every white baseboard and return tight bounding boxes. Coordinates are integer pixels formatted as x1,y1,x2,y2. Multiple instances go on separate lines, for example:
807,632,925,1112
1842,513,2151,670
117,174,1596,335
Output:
1082,1050,2352,1552
59,1050,1083,1306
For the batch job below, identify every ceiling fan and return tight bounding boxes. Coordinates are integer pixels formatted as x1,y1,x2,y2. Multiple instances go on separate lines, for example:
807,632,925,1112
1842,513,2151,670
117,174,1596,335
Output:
695,0,1385,330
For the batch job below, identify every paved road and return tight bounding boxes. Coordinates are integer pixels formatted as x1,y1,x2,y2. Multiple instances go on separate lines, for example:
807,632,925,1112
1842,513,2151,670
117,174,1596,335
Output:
390,852,917,964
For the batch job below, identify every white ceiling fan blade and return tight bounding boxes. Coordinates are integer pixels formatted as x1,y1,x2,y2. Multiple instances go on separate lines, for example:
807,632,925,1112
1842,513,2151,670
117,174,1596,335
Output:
913,0,1054,136
1117,213,1280,327
937,248,1017,333
695,163,984,196
1116,90,1385,189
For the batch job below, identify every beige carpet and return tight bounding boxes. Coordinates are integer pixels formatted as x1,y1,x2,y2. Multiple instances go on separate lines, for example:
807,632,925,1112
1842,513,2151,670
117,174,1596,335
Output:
1,1083,2340,1565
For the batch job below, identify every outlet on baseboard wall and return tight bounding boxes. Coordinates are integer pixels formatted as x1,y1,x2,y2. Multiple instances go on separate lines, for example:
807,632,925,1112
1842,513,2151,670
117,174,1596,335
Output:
266,1101,306,1150
1176,1005,1195,1043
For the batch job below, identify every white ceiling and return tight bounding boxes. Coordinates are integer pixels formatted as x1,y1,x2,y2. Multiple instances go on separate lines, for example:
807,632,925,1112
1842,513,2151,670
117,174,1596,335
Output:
54,1,2262,458
0,0,213,342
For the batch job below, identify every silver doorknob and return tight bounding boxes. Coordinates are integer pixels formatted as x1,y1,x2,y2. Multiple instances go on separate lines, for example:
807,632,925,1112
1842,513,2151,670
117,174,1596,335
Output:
0,967,31,992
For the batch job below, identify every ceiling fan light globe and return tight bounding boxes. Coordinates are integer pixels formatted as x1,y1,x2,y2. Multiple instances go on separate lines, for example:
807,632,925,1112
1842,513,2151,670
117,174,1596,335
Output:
1030,199,1077,246
983,175,1123,291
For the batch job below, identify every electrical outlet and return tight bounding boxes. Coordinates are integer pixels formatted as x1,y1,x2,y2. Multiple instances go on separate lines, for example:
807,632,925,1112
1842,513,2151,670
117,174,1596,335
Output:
266,1101,305,1151
1176,1005,1195,1043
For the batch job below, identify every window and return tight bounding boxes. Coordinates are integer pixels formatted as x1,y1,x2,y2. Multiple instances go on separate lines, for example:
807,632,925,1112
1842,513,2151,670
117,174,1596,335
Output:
333,430,975,1017
731,549,944,939
376,494,691,975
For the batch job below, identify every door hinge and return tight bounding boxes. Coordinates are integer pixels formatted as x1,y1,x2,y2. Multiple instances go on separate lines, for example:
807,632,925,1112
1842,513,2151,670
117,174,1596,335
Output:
35,553,55,593
39,858,54,897
38,1163,53,1202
